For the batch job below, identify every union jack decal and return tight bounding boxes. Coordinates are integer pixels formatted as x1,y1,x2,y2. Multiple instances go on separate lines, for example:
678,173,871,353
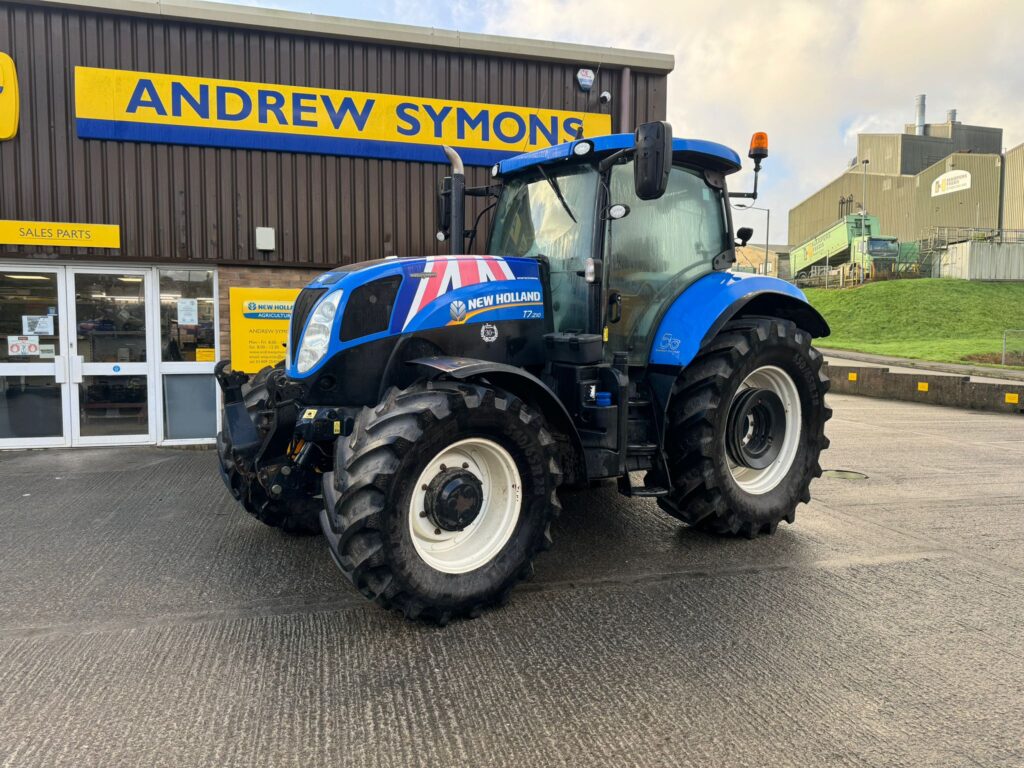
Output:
401,256,515,329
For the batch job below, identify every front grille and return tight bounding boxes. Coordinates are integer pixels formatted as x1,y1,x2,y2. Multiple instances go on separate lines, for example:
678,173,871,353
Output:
289,287,327,357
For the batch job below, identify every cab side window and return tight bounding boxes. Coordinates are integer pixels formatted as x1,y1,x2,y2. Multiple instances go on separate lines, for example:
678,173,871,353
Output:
605,163,730,362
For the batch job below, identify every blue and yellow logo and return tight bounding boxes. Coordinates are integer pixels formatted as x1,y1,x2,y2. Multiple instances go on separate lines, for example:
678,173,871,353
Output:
0,52,19,141
74,66,611,166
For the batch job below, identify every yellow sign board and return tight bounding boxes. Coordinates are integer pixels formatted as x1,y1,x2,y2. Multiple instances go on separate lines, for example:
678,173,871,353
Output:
229,287,299,373
0,52,18,141
74,66,612,166
194,347,216,362
0,220,121,248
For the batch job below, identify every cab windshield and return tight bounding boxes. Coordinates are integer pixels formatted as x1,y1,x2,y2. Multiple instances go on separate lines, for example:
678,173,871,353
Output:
487,164,598,332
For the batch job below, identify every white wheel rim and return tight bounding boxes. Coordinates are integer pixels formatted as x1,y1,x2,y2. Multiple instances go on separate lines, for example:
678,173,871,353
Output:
726,365,802,495
409,437,522,574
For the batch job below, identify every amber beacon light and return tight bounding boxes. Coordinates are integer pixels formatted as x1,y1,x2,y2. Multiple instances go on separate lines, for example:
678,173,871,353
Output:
748,132,768,161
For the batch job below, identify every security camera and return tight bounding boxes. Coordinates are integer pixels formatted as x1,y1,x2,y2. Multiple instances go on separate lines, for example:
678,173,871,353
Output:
599,90,612,105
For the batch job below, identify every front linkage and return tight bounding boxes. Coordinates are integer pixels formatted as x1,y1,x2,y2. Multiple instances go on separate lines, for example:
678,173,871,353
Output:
214,361,342,535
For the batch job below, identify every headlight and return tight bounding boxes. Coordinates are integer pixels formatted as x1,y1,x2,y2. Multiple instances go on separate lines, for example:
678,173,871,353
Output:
296,291,342,373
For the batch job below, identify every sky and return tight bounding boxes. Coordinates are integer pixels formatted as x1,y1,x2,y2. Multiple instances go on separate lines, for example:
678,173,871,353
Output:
223,0,1024,244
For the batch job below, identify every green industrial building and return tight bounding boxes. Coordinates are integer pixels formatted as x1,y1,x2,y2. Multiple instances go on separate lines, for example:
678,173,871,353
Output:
789,96,1023,252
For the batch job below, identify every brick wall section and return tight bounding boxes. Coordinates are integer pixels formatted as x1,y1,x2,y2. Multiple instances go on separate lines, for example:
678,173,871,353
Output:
217,265,323,363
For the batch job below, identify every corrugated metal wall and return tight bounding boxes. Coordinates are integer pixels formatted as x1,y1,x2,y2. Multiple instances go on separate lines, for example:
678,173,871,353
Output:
0,2,667,266
790,152,1004,246
788,170,915,245
1003,143,1024,230
857,134,901,175
913,153,1002,234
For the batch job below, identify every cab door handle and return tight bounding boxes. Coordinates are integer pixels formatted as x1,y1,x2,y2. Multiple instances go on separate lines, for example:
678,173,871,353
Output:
608,292,622,324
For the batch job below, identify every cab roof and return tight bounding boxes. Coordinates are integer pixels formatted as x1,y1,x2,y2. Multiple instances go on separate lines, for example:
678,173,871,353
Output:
495,133,743,177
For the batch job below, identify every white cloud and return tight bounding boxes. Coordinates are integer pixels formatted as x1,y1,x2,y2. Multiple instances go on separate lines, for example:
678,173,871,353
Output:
472,0,1024,243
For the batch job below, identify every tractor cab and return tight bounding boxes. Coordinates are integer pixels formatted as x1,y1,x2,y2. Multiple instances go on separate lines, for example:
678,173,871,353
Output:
484,128,743,367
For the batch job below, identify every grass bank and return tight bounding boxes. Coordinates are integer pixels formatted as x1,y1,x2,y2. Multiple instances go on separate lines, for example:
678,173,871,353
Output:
803,279,1024,366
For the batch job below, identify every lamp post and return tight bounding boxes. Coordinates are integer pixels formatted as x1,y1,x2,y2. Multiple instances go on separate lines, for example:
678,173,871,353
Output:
736,204,771,275
861,158,870,282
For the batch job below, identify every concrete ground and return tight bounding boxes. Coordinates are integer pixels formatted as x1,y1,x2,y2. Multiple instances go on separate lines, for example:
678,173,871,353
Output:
0,394,1022,768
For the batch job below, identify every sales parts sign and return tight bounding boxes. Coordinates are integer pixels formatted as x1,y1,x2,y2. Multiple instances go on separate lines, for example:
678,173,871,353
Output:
74,66,612,166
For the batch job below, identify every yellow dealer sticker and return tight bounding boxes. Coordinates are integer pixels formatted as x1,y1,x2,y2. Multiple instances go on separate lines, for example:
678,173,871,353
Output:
0,220,121,248
74,66,611,166
229,287,299,373
0,52,18,141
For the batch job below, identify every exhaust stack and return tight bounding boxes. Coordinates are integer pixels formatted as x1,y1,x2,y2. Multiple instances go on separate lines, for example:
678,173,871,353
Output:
915,94,926,136
441,145,466,256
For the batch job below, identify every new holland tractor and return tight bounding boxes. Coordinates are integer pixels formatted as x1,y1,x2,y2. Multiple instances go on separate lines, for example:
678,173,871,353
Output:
215,122,831,623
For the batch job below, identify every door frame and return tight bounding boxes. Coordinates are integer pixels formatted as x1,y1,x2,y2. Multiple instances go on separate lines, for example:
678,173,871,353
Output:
1,260,222,450
152,267,221,446
0,263,73,448
65,265,157,446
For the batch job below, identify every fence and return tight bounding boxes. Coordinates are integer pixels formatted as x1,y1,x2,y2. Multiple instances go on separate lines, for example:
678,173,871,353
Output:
1004,330,1024,367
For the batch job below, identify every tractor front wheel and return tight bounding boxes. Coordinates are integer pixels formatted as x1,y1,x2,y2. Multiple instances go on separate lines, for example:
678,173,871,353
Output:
321,380,562,623
658,317,830,537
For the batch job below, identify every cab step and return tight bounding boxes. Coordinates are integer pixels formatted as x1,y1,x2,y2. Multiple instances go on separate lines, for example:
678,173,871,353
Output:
617,474,669,498
627,442,658,455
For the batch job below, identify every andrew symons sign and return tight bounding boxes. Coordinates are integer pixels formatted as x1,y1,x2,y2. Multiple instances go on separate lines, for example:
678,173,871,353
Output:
74,67,612,166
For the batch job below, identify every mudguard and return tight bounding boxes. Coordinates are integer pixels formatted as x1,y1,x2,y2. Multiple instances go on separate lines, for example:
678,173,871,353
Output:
648,271,829,368
409,356,584,462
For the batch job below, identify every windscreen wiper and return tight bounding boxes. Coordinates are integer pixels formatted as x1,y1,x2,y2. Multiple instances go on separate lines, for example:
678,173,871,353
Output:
537,166,577,224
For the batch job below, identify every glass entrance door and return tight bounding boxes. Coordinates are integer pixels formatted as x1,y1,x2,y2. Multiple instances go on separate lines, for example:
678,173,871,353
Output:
0,266,71,448
66,268,155,445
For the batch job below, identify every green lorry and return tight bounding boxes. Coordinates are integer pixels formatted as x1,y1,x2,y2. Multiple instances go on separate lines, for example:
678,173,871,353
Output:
791,215,899,279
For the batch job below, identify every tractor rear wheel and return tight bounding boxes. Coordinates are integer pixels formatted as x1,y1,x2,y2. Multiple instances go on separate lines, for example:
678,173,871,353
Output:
321,380,562,623
658,317,830,537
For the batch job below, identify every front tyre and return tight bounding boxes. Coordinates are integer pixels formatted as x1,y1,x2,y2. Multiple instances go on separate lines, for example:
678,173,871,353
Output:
321,381,562,623
658,317,830,537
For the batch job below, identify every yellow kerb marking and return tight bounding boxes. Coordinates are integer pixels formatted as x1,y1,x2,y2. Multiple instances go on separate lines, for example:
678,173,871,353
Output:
917,382,929,392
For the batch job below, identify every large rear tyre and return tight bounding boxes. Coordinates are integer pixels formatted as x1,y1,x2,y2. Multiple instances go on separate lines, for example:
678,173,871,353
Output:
657,317,830,537
321,380,562,623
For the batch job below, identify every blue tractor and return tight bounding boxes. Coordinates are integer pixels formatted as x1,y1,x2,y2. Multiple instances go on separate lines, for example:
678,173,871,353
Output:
215,122,831,623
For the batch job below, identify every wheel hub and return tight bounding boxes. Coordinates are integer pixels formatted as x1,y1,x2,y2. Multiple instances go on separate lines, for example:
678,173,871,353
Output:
726,387,787,470
425,468,484,531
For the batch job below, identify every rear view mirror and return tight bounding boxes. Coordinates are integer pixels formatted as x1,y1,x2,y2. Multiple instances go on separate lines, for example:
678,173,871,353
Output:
736,226,754,246
436,176,452,238
633,121,672,200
